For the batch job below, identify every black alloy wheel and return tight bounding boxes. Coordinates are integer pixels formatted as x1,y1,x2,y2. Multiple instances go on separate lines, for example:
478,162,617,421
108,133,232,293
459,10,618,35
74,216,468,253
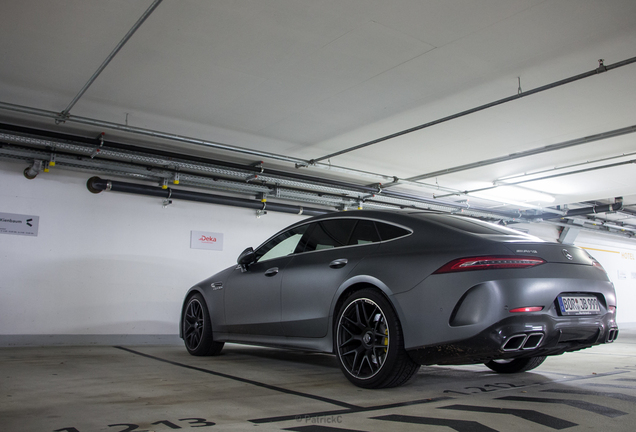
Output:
335,289,419,388
183,293,224,356
338,297,389,379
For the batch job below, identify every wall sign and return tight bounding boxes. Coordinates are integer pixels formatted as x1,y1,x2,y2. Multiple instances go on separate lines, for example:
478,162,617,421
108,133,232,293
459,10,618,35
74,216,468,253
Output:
0,212,39,236
191,230,224,251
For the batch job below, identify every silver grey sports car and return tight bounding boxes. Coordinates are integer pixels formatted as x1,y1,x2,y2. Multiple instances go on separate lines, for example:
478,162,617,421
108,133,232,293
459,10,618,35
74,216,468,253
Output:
180,211,618,388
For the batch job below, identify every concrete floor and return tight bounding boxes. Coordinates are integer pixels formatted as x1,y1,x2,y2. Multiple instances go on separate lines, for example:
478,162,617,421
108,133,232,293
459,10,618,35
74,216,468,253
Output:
2,330,636,432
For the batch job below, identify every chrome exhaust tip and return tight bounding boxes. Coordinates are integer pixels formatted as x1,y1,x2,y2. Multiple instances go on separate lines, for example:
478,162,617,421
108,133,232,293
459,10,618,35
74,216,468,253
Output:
502,334,527,351
502,332,544,351
522,333,544,350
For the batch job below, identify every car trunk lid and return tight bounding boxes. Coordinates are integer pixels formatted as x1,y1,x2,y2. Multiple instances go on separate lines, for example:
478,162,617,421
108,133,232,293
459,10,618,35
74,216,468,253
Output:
502,242,594,265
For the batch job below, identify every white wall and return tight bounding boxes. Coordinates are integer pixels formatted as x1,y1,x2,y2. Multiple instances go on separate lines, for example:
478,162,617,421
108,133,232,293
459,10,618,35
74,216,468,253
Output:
0,160,303,343
514,222,636,325
574,232,636,326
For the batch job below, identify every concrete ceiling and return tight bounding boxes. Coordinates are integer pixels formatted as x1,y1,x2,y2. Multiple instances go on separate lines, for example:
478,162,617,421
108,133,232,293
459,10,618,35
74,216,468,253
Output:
1,0,635,228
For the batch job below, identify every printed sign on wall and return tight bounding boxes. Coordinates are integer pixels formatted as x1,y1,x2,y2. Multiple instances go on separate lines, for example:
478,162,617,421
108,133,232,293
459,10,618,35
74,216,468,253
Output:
191,230,224,251
0,212,39,236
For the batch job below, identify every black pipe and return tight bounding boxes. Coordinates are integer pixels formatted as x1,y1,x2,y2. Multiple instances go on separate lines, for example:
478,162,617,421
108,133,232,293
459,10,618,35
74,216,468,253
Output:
528,200,624,220
87,177,329,216
1,124,522,218
0,122,384,195
564,201,624,218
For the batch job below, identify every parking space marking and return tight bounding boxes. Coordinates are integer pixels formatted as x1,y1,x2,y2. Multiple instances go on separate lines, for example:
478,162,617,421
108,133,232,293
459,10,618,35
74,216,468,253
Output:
496,396,627,418
541,388,636,402
372,414,498,432
250,396,453,424
112,346,636,431
585,383,636,389
114,346,360,410
438,404,577,430
540,370,628,385
283,426,368,432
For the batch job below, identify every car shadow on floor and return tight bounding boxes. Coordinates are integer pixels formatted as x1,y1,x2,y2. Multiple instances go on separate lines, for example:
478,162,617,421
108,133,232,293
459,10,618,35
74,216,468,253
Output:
214,344,342,369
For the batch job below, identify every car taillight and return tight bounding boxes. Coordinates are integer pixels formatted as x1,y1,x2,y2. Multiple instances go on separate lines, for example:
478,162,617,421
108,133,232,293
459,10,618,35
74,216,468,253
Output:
510,306,544,313
592,259,607,273
433,256,546,274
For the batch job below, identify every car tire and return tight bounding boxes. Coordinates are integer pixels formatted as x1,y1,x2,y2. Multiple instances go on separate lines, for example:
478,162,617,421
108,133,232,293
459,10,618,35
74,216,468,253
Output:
335,289,420,388
484,356,547,373
182,293,224,356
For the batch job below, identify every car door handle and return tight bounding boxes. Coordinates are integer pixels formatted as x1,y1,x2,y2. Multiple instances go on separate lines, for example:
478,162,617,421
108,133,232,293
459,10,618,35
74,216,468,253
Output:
264,267,279,277
329,258,348,269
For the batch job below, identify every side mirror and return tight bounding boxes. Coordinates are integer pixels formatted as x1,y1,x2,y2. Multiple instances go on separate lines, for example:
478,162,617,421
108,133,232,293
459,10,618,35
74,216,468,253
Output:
237,247,255,271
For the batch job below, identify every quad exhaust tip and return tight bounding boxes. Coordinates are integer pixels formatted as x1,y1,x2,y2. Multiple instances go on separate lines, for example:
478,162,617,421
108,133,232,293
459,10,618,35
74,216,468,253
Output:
607,328,619,342
502,333,544,351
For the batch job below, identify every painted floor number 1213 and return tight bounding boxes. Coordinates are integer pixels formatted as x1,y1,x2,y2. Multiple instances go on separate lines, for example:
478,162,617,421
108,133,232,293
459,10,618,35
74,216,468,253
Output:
55,417,215,431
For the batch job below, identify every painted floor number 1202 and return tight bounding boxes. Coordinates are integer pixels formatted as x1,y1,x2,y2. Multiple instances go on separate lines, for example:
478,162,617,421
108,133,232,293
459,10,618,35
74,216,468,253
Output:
54,417,215,432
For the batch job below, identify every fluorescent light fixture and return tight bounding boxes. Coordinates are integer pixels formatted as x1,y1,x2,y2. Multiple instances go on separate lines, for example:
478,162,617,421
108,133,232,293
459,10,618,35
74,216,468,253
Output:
469,192,542,209
470,185,555,208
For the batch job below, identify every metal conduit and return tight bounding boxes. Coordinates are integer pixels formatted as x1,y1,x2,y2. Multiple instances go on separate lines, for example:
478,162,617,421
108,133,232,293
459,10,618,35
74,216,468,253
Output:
528,200,624,220
1,139,529,220
4,136,634,238
406,124,636,183
60,0,164,118
310,56,636,165
544,220,635,238
495,150,636,184
1,57,635,187
86,177,328,217
435,158,636,200
0,102,311,166
2,127,528,218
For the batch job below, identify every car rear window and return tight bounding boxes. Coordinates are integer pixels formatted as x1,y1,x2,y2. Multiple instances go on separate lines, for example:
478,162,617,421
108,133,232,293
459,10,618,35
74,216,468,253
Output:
302,219,357,251
300,218,411,252
428,215,518,235
375,222,411,241
348,219,381,245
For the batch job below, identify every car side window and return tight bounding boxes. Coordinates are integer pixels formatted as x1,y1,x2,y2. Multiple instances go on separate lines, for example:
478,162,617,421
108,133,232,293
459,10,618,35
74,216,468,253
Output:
375,221,411,241
301,219,356,252
256,225,309,262
348,219,381,245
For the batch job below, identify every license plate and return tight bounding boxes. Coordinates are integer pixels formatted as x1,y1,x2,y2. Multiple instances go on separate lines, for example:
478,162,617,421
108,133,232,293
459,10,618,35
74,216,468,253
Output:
558,295,600,315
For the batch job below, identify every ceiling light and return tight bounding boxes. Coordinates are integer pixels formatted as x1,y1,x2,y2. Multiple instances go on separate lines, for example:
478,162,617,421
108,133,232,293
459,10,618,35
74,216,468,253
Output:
471,186,555,207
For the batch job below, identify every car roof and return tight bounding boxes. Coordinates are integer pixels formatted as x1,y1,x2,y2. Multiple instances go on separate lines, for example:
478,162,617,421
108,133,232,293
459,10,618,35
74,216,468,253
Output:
298,210,539,239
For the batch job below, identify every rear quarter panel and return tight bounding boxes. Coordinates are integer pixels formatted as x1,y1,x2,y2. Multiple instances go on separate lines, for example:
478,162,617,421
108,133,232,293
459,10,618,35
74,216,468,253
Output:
394,262,615,349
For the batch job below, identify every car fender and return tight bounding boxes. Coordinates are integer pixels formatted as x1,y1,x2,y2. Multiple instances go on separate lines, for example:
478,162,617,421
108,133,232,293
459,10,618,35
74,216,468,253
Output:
329,274,408,331
179,270,229,338
179,286,205,338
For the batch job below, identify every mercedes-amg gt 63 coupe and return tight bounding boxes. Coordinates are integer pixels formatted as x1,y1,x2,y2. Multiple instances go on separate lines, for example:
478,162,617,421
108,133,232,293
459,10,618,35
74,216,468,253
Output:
180,210,618,388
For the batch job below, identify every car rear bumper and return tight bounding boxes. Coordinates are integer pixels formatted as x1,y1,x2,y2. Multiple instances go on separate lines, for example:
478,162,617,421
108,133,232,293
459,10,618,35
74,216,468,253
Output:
407,313,619,366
